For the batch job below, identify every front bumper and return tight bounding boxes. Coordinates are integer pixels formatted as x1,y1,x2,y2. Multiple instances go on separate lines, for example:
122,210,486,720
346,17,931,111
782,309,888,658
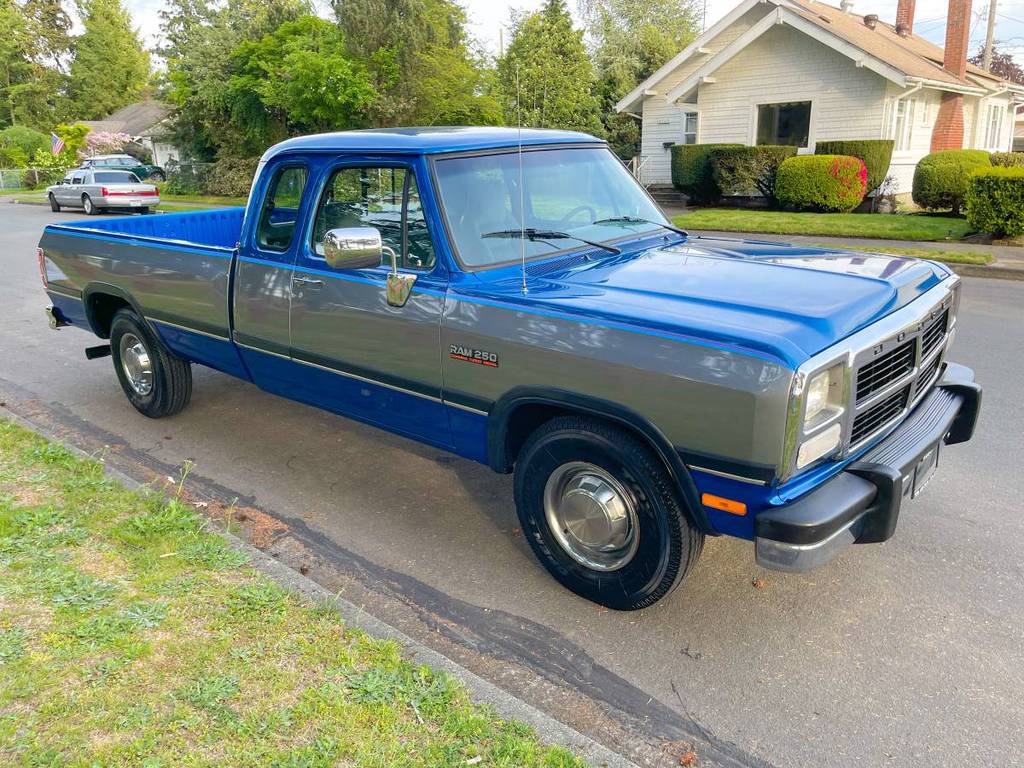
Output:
755,362,981,572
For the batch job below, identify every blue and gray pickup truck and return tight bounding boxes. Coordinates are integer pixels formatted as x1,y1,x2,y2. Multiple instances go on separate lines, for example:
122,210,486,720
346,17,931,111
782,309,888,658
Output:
37,127,981,609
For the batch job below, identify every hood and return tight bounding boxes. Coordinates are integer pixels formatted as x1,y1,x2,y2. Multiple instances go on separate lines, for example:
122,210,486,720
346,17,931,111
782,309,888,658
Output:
473,236,951,369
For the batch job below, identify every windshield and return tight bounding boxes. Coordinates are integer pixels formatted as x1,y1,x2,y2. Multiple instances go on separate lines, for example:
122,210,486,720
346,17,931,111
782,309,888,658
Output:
94,171,141,184
433,146,668,268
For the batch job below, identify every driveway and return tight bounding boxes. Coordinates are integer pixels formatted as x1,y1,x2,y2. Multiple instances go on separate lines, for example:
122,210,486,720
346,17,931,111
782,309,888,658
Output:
4,203,1023,767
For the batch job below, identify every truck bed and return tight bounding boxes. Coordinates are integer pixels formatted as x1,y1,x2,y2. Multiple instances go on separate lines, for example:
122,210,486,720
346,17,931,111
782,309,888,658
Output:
40,207,249,379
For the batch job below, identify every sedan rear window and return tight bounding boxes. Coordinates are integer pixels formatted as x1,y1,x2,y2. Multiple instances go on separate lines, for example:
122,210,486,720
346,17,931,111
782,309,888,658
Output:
94,171,141,183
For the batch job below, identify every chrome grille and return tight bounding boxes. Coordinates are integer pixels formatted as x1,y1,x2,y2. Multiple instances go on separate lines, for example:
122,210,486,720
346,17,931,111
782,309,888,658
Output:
855,341,915,403
847,296,954,450
921,310,948,359
851,385,911,445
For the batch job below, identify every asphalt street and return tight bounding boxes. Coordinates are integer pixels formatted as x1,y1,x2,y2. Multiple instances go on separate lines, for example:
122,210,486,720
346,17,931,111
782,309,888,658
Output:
3,203,1023,767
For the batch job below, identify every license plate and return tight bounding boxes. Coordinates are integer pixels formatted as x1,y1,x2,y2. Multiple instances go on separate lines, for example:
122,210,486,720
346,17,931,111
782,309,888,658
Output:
129,200,142,206
912,443,940,498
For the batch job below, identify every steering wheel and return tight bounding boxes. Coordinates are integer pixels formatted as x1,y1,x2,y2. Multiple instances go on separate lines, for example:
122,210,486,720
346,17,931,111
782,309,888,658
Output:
555,205,597,229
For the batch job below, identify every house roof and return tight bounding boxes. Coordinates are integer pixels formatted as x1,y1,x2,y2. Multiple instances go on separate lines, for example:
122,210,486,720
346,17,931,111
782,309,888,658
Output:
618,0,1024,112
79,100,173,137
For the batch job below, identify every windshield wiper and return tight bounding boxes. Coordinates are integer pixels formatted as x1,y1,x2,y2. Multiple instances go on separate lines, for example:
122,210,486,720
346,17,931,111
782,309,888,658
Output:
592,215,689,237
481,228,621,255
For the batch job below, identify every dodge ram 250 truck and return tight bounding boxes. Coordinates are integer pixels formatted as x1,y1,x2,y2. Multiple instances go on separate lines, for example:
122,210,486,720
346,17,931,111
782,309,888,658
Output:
38,127,981,610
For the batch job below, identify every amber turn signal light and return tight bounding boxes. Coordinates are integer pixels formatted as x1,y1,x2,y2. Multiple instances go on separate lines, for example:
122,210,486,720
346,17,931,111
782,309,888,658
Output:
701,493,747,516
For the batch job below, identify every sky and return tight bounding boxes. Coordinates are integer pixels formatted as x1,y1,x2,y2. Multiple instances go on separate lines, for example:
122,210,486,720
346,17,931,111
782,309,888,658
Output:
120,0,1024,62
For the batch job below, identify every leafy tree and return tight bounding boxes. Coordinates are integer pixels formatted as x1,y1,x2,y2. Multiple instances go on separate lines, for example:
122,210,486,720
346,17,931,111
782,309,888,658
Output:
582,0,700,157
22,0,72,69
227,16,376,151
335,0,501,127
0,124,48,166
159,0,309,159
68,0,150,120
969,43,1024,85
496,0,603,135
0,0,69,129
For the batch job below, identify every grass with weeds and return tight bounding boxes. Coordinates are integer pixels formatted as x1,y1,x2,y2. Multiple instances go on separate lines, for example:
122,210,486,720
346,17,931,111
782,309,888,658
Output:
676,208,974,241
0,418,588,767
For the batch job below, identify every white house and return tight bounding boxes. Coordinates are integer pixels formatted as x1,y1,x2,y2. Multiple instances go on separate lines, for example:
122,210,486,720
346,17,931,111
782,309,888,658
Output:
616,0,1024,193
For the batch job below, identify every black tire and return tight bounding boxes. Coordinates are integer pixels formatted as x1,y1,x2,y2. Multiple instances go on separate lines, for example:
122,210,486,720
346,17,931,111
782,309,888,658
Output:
148,171,165,182
82,194,99,215
48,193,60,212
138,207,151,215
109,309,192,418
514,415,703,610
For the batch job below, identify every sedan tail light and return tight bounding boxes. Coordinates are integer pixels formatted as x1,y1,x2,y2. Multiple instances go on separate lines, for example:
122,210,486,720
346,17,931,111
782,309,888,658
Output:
37,247,47,289
101,186,109,196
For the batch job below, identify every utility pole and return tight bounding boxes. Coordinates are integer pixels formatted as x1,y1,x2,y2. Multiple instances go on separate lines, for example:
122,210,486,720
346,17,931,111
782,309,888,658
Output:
982,1,998,71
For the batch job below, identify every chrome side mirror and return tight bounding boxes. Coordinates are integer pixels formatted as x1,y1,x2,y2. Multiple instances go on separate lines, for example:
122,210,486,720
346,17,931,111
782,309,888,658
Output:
322,226,416,307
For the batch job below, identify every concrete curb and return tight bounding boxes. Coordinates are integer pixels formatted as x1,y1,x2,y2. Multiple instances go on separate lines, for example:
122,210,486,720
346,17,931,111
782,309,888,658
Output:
2,410,638,768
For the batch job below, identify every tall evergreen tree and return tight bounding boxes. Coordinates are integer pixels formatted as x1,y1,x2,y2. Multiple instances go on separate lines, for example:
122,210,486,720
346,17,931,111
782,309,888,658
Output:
0,0,70,128
496,0,603,135
334,0,500,127
68,0,150,120
582,0,700,157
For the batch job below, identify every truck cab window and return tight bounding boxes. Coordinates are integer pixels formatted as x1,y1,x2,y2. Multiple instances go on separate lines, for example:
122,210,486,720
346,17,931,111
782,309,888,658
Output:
311,166,435,269
256,165,308,252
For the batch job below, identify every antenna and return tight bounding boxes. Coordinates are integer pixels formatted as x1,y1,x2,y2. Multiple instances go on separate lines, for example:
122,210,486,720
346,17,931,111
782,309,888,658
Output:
516,63,527,295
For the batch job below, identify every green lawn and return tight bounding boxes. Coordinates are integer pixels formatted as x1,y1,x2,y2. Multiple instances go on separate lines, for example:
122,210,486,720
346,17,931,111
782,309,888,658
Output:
675,208,973,241
816,244,993,265
159,193,248,207
0,418,587,768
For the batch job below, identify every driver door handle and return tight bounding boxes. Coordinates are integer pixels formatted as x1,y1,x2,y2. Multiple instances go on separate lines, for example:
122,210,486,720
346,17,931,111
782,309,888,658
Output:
292,276,325,288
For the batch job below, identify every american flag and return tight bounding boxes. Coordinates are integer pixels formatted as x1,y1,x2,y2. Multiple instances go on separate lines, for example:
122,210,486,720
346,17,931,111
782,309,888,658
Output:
50,132,65,155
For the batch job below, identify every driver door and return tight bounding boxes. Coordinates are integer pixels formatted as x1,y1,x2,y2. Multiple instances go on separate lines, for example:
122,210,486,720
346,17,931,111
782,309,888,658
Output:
287,160,450,446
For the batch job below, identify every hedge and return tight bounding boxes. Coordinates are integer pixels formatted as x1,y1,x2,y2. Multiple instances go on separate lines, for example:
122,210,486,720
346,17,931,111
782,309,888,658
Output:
775,155,867,213
670,143,744,203
708,145,797,201
814,139,894,195
991,151,1024,167
966,166,1024,238
912,149,993,214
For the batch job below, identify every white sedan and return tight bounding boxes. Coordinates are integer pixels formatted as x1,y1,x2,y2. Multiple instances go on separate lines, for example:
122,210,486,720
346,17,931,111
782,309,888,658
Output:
48,169,160,215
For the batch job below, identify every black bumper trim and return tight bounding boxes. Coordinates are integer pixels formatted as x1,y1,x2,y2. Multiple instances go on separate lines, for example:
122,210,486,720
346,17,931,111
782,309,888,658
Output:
756,362,980,550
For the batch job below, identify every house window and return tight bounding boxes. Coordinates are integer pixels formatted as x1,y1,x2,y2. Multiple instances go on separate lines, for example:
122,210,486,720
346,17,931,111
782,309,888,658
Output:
682,111,698,145
893,97,916,151
985,104,1006,149
756,102,811,147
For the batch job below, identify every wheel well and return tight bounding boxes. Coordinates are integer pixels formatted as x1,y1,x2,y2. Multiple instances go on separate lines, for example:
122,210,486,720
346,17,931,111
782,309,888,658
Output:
86,293,131,339
501,403,570,471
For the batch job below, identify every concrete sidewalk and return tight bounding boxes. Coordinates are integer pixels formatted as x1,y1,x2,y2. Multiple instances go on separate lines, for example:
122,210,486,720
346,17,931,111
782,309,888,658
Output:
683,228,1024,281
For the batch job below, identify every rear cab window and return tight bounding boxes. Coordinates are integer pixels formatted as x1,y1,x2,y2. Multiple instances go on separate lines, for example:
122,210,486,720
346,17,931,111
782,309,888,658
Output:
255,165,309,253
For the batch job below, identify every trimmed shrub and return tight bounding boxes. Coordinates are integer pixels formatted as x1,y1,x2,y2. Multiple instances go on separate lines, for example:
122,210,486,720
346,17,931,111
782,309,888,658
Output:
708,145,797,201
991,151,1024,168
775,155,867,213
0,126,50,168
912,149,993,214
670,143,744,203
814,139,894,195
966,166,1024,237
203,155,260,197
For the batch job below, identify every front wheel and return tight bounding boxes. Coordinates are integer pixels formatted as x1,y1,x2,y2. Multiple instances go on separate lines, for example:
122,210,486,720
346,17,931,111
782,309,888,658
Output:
110,309,192,418
513,415,703,610
48,193,60,212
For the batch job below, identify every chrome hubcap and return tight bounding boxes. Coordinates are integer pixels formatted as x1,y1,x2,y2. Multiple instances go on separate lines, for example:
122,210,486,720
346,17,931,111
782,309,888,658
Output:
119,333,153,396
543,462,639,571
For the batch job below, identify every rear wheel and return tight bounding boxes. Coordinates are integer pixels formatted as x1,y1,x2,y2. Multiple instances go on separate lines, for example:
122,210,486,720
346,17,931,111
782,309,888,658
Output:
109,309,192,418
513,415,703,610
82,194,98,215
148,171,165,182
48,193,60,212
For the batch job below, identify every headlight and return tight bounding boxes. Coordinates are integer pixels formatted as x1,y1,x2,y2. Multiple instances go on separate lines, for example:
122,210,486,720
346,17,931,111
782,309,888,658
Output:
803,363,844,429
797,422,842,468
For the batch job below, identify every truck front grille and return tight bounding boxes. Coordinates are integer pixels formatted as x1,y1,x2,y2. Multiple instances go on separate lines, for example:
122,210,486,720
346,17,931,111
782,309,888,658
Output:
851,385,911,445
856,341,915,403
847,297,954,450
